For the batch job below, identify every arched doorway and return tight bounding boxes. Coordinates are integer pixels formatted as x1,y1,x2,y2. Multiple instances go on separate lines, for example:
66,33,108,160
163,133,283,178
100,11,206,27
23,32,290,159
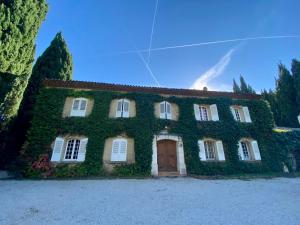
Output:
151,134,187,176
157,140,177,172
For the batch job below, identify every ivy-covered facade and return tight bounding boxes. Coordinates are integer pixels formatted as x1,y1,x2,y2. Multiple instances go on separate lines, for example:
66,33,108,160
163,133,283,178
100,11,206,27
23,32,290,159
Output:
21,79,288,178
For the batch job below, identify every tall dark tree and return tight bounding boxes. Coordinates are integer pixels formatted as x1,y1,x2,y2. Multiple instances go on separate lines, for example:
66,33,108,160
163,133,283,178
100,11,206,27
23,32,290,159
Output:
233,79,241,93
291,59,300,113
232,75,256,94
261,89,279,125
23,32,73,116
2,32,73,168
0,0,48,130
275,64,297,126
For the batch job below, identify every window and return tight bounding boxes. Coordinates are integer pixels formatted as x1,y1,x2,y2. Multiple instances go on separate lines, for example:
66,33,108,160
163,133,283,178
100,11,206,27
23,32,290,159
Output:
194,104,219,121
111,139,127,162
204,140,216,160
238,139,261,161
230,106,252,123
64,139,80,160
240,141,250,160
70,98,88,117
50,137,88,162
116,99,130,118
159,101,172,119
198,139,225,161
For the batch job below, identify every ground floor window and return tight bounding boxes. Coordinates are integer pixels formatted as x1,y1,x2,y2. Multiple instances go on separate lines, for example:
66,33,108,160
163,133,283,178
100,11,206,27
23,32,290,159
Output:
204,140,216,160
65,139,81,160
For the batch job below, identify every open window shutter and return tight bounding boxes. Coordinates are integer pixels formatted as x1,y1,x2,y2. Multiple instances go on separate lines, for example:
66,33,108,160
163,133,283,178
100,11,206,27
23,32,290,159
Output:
242,106,252,123
119,140,127,161
116,100,122,117
166,102,172,120
77,138,88,162
159,102,166,119
216,141,225,161
51,137,64,162
238,142,244,160
251,140,261,160
194,104,201,121
198,140,206,161
122,100,130,118
111,140,120,161
210,104,219,121
230,106,237,121
298,115,300,124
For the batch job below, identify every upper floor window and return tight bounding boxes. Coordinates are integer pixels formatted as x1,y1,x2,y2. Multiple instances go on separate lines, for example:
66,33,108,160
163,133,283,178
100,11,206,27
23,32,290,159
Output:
70,98,88,117
230,105,252,123
159,101,172,119
198,139,225,161
111,138,128,162
51,136,88,162
238,139,261,161
298,114,300,124
194,104,219,121
116,99,130,118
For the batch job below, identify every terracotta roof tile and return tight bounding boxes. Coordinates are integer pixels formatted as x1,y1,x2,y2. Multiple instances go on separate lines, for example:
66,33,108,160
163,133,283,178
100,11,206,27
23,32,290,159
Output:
43,79,261,100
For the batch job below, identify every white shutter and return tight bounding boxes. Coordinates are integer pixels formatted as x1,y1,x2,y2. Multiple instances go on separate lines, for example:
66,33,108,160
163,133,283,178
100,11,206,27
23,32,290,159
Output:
198,140,206,161
210,104,219,121
298,115,300,124
119,140,127,161
166,102,172,120
216,141,225,161
238,142,244,160
77,138,88,162
243,106,252,123
51,137,64,162
116,100,123,118
160,102,166,119
111,140,120,161
122,100,130,118
230,106,237,121
194,104,201,121
251,140,261,160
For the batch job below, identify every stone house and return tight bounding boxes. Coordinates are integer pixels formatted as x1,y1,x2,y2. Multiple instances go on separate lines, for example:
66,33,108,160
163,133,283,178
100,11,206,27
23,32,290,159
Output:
23,79,277,177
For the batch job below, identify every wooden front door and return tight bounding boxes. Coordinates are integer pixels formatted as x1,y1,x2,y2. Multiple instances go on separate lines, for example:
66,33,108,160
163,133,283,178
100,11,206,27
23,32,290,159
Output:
157,140,177,172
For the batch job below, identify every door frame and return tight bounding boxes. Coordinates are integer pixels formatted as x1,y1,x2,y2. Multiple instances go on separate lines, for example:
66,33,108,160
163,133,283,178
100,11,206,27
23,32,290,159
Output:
151,134,187,176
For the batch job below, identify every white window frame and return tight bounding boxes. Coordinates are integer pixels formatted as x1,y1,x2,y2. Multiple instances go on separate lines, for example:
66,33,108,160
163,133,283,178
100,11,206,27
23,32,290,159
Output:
238,139,261,161
70,97,88,117
204,140,217,160
159,101,172,119
198,139,225,161
63,139,81,161
111,138,128,162
116,99,130,118
230,105,252,123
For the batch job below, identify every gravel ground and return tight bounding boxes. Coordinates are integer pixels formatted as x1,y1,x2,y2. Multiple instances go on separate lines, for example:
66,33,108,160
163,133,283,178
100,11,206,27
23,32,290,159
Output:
1,177,300,225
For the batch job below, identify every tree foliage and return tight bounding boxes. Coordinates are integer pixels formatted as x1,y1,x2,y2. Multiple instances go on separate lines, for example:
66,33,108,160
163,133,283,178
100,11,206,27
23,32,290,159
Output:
232,75,256,94
0,0,48,130
275,64,297,126
292,59,300,112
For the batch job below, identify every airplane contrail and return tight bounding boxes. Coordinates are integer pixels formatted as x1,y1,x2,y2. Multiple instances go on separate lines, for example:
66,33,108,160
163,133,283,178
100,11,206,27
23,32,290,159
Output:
147,0,159,63
137,50,161,87
119,35,300,54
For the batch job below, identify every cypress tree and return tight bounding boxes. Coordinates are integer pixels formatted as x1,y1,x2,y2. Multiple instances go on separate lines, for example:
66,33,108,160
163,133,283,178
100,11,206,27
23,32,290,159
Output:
240,75,248,93
0,0,48,130
23,32,73,116
275,64,297,126
261,89,279,125
292,59,300,113
233,79,241,93
1,32,73,167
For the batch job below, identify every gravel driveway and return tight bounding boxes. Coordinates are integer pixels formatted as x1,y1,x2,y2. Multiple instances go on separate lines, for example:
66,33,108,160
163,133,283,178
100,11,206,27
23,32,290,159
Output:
1,177,300,225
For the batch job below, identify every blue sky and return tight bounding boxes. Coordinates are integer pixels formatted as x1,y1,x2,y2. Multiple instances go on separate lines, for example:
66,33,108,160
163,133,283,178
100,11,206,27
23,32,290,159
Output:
35,0,300,92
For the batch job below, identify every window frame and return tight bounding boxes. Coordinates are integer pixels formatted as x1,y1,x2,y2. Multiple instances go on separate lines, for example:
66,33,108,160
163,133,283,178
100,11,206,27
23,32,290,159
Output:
63,139,81,161
204,140,217,160
116,99,130,118
159,101,172,120
111,138,128,162
70,97,88,117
